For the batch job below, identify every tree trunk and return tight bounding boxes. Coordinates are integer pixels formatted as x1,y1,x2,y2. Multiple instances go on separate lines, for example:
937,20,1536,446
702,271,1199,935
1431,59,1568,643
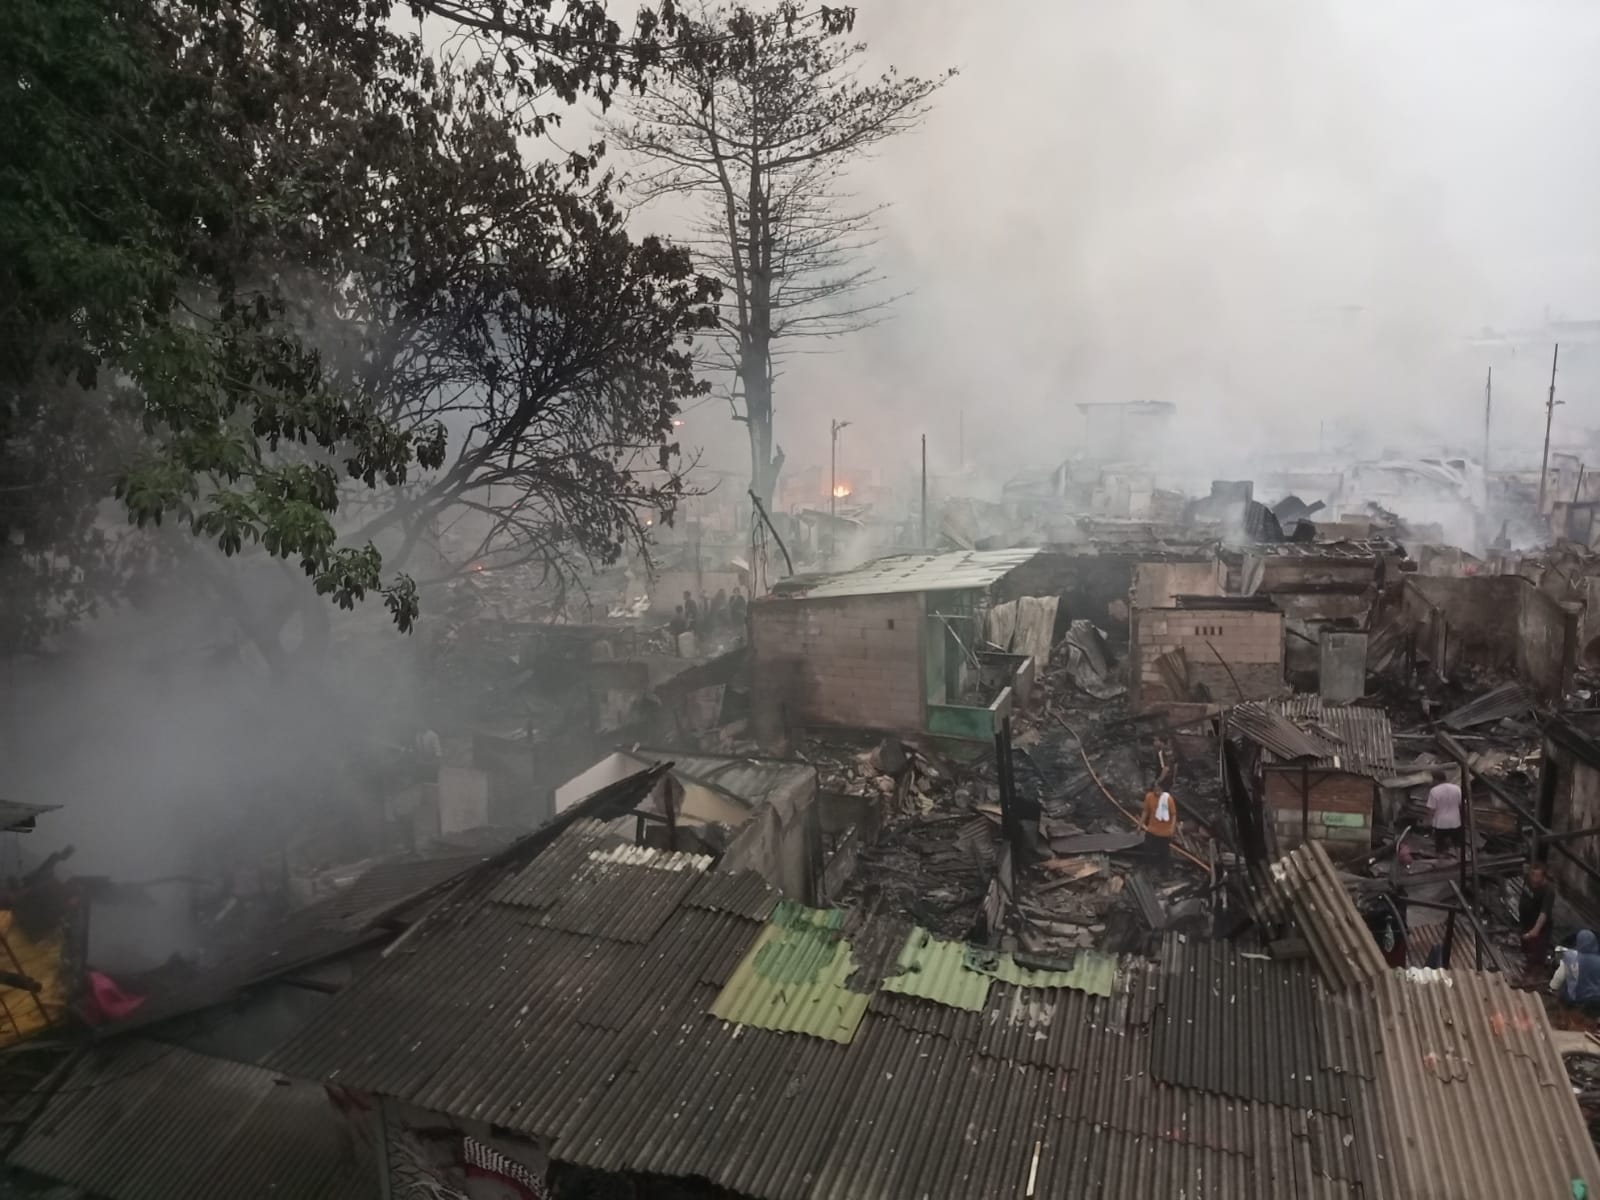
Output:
742,352,783,508
743,171,782,508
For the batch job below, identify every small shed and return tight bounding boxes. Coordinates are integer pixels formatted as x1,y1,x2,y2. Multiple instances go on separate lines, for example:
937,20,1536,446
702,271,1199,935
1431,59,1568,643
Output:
749,550,1042,747
1232,697,1395,858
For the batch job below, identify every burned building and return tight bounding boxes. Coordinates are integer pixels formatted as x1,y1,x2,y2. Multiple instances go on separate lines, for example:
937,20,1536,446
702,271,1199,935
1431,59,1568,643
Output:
1231,698,1395,858
1130,594,1286,714
554,748,821,902
1540,714,1600,910
749,550,1043,747
1394,574,1579,702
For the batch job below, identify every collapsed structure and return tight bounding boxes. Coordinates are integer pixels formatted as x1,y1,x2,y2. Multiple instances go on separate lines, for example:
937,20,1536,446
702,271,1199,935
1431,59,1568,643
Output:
18,453,1600,1200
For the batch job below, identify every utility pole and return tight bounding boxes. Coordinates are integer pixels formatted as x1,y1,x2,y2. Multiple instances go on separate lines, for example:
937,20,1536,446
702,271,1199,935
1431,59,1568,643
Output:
829,418,849,565
920,434,928,549
1482,367,1492,481
1538,345,1561,514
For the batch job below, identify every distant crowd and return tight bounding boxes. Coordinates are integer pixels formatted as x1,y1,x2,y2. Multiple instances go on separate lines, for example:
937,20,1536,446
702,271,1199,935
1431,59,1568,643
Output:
668,587,746,648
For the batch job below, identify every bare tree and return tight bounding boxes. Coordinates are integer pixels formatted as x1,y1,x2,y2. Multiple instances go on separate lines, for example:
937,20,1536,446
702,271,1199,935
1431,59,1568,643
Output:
609,4,953,506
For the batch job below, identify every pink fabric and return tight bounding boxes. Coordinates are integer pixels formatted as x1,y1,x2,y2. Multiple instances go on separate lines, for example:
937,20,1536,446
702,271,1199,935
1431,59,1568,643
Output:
84,970,146,1024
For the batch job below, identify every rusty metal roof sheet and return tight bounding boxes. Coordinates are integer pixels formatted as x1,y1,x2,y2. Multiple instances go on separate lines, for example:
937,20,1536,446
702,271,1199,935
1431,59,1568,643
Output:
9,1040,376,1200
1229,701,1336,760
1271,697,1395,777
1250,841,1389,992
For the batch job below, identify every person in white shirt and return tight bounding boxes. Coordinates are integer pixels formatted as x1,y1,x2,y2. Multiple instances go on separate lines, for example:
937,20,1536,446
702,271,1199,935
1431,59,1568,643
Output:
1426,769,1464,855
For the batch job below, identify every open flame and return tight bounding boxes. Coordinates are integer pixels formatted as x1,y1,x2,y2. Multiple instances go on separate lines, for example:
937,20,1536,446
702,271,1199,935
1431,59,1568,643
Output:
832,484,852,499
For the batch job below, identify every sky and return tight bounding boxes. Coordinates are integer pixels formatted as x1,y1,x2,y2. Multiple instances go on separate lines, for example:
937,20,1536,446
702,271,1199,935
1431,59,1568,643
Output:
612,0,1600,487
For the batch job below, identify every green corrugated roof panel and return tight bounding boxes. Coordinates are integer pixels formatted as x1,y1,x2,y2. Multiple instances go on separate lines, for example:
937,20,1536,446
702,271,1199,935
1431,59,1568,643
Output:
881,928,993,1012
709,902,870,1043
963,946,1118,997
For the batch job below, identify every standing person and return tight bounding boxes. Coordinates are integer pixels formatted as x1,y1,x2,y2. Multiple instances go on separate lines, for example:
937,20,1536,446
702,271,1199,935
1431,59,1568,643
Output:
1140,763,1178,868
1426,769,1464,855
1551,930,1600,1013
682,590,699,630
667,605,687,656
709,588,728,628
1520,862,1556,970
729,586,747,627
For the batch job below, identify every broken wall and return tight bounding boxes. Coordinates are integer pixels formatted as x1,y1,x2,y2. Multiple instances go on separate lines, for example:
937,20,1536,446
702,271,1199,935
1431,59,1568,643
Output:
1132,560,1224,608
1543,737,1600,911
1130,605,1285,711
992,550,1148,633
1402,577,1576,701
750,592,925,748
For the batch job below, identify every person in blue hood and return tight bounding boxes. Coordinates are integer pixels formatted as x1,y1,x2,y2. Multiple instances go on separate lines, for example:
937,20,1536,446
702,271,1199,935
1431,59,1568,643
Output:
1552,930,1600,1011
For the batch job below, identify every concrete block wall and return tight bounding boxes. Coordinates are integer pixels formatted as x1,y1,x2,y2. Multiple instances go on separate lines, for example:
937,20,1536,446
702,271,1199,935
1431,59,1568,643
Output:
751,592,925,745
1265,770,1373,857
1131,606,1285,709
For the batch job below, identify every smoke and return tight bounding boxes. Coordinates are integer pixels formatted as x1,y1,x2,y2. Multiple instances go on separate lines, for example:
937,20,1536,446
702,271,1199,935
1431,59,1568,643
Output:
0,567,425,882
657,0,1600,486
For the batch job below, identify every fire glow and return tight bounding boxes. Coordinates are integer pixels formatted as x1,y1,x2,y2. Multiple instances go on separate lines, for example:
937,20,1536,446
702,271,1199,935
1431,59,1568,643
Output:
832,484,852,499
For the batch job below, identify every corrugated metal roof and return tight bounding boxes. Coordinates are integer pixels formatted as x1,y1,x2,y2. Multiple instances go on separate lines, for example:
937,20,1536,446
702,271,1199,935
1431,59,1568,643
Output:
684,869,781,920
1441,681,1537,730
768,549,1039,600
267,819,1596,1200
314,849,495,932
9,1040,376,1200
1271,697,1395,777
964,945,1118,997
0,798,58,832
710,902,870,1043
1229,701,1336,760
1359,969,1600,1200
1250,841,1389,992
880,928,992,1011
1151,935,1348,1114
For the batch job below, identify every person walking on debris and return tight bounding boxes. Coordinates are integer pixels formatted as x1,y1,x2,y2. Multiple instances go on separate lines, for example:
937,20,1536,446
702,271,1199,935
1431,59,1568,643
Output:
1426,769,1464,855
1520,861,1556,968
1141,760,1179,867
1552,930,1600,1014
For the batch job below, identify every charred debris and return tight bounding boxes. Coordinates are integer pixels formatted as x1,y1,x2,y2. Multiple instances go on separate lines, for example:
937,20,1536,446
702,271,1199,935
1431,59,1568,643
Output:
13,464,1600,1197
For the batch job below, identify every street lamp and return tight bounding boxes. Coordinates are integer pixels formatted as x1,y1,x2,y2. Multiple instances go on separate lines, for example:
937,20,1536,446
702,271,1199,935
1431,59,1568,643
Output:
830,418,851,564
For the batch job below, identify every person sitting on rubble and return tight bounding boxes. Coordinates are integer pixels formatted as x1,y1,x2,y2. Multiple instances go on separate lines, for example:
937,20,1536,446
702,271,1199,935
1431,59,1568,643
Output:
1552,930,1600,1014
1426,769,1464,856
1141,762,1179,867
1520,861,1557,968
